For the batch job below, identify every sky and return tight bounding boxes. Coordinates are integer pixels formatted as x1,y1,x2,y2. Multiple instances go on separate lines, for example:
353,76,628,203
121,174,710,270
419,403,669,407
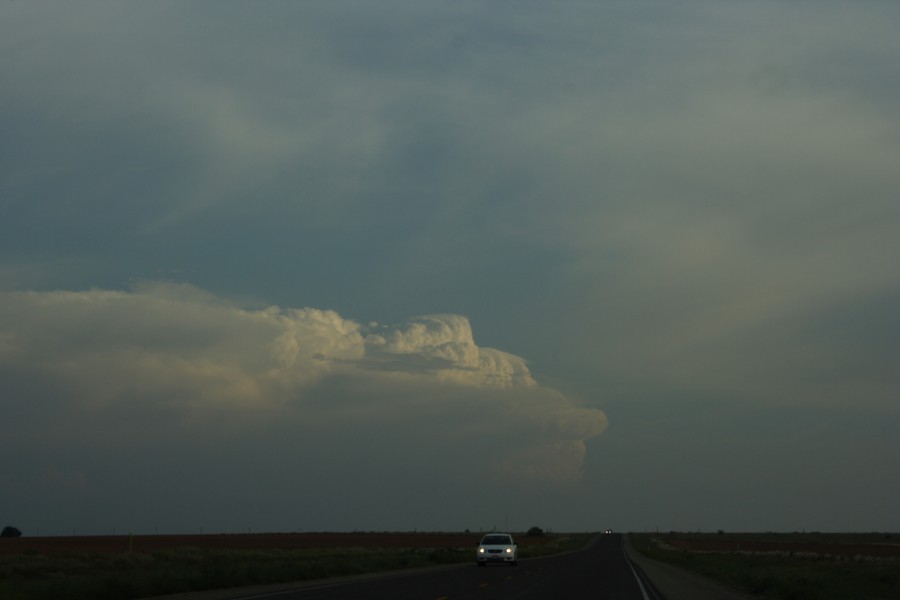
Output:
1,1,898,536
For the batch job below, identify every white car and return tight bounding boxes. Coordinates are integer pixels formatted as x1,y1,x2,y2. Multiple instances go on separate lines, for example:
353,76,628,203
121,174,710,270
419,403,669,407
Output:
476,533,518,566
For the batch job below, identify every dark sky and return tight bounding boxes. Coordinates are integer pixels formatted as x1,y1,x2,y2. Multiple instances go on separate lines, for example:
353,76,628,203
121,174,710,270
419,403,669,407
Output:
1,1,898,535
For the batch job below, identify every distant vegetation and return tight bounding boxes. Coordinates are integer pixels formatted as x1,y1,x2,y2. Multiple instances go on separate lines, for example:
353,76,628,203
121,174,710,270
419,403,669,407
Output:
1,526,22,538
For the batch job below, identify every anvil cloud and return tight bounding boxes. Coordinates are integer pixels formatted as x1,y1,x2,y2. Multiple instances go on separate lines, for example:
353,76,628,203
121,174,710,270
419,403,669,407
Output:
1,283,607,531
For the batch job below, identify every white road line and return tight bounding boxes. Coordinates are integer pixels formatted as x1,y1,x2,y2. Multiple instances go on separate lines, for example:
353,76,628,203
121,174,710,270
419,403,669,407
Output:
621,536,659,600
626,558,652,600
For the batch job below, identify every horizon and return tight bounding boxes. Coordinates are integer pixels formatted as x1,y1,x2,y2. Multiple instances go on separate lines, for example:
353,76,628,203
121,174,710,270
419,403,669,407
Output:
8,528,900,539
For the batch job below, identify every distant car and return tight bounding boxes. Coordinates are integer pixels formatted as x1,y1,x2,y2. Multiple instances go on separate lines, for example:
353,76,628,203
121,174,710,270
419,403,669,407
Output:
604,529,613,534
476,532,518,566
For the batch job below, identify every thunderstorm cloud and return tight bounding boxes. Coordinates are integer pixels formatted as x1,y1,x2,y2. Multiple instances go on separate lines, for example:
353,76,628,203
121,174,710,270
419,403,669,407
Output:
1,283,607,493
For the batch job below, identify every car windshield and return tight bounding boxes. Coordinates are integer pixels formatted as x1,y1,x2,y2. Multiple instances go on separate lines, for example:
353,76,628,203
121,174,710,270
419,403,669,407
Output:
482,535,511,545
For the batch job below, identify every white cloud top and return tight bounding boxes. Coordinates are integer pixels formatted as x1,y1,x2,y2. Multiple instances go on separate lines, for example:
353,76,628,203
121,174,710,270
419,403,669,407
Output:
367,314,537,388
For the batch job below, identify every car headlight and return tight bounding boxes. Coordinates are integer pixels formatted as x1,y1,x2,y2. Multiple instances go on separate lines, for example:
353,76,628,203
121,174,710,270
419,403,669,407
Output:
478,547,485,553
505,548,512,553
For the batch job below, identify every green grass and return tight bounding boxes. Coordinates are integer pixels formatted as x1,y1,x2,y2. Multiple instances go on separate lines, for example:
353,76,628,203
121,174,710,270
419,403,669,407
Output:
629,533,900,600
0,534,594,600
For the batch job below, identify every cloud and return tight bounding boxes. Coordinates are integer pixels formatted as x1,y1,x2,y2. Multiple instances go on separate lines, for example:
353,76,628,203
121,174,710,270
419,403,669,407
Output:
0,283,607,485
364,314,537,388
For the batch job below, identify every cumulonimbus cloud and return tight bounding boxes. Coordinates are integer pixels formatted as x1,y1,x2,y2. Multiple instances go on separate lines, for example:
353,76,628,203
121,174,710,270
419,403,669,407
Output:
0,282,607,483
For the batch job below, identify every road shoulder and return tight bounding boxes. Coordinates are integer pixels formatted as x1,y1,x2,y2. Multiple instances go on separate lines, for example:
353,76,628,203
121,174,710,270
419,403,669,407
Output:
623,534,756,600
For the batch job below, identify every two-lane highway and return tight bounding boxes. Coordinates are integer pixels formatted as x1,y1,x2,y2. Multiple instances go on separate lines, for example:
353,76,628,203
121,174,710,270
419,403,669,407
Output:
228,534,661,600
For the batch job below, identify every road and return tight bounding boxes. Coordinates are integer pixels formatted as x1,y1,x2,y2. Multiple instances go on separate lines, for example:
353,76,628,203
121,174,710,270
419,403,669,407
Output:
227,534,661,600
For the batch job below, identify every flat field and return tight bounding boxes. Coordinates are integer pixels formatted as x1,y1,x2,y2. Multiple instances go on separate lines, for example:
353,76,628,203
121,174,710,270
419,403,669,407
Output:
630,532,900,600
0,531,587,600
0,531,556,554
659,531,900,558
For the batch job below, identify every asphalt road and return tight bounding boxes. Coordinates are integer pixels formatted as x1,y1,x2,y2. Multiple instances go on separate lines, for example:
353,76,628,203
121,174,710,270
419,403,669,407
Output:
226,534,661,600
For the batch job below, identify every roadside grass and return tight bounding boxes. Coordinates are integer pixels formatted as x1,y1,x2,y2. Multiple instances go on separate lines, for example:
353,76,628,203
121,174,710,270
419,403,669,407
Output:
0,533,594,600
629,533,900,600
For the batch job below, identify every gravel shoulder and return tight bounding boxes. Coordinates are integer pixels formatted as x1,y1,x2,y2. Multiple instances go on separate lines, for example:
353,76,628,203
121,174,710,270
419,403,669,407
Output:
624,534,756,600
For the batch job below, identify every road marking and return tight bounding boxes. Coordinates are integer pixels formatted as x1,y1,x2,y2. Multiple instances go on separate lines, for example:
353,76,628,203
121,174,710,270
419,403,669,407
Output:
626,560,651,600
621,538,659,600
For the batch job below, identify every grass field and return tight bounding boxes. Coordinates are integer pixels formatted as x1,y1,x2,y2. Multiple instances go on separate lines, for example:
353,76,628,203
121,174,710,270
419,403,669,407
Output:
629,531,900,600
0,531,593,600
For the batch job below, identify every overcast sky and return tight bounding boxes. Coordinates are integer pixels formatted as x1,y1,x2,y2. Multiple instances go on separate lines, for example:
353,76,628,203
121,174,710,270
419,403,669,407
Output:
2,1,898,536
